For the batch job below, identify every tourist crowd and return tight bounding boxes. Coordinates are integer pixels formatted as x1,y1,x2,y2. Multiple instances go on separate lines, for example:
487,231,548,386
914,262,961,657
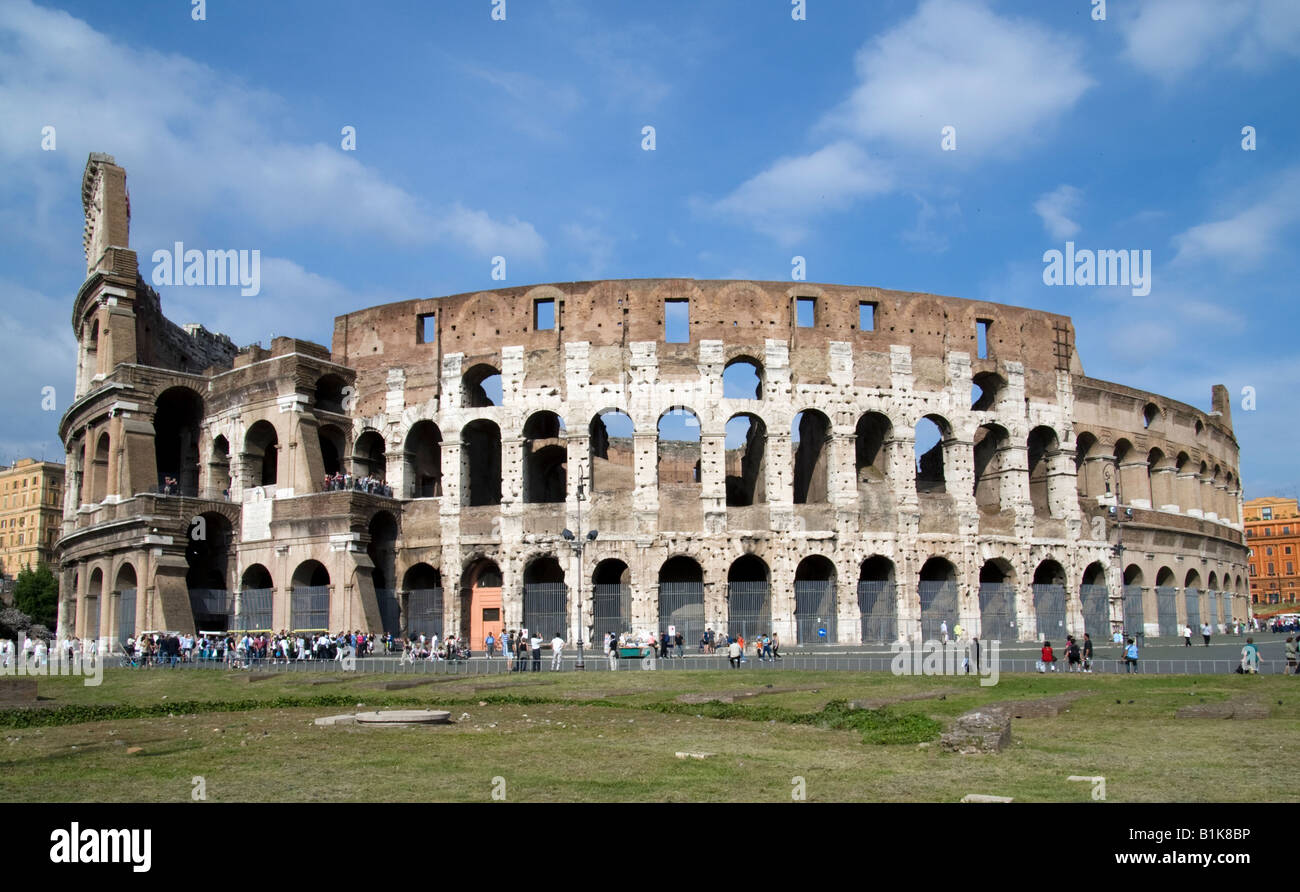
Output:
322,472,393,496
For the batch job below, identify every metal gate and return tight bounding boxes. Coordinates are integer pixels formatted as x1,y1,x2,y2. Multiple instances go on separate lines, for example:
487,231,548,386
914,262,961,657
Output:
659,582,705,645
919,580,958,641
406,588,443,639
291,585,330,632
794,580,836,644
118,588,137,647
236,588,273,632
857,580,896,644
1033,584,1068,641
1210,590,1223,628
1155,586,1179,638
978,583,1017,642
1122,585,1144,637
1184,587,1201,632
592,583,630,642
522,583,567,640
189,588,232,630
1080,584,1110,639
727,581,771,640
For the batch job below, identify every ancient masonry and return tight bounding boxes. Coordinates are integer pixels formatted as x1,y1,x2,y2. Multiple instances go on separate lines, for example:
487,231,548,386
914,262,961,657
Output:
56,154,1250,649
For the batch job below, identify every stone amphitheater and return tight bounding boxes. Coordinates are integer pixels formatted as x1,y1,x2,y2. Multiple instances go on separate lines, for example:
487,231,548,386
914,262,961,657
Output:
56,154,1250,651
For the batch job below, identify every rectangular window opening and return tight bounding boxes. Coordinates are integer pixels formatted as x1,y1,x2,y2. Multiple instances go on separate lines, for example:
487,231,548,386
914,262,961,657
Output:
417,313,436,345
859,302,876,331
534,298,556,331
796,297,816,328
665,299,690,343
976,319,991,359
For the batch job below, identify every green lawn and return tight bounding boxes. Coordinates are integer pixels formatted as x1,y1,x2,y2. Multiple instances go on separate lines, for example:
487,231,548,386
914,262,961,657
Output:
2,668,1296,802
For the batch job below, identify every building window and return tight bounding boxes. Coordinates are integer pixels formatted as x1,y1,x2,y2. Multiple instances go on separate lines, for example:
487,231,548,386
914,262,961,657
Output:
665,299,690,343
796,297,816,328
976,319,991,359
533,298,556,331
859,302,876,331
417,313,436,345
1267,546,1274,555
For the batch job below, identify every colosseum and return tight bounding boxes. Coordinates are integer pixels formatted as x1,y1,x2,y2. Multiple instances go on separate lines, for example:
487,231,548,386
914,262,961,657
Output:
56,153,1250,651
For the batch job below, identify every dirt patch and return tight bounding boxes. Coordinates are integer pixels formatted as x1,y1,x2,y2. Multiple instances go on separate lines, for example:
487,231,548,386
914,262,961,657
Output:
982,691,1089,719
1176,700,1269,720
849,688,960,710
676,685,824,705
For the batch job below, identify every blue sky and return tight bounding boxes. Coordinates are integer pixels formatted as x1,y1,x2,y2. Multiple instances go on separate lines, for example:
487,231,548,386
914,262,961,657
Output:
0,0,1296,497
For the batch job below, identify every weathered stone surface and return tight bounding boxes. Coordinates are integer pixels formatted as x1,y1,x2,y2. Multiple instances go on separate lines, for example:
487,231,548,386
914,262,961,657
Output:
984,692,1088,719
354,709,452,725
960,794,1014,803
674,751,715,760
1175,700,1268,720
941,707,1011,754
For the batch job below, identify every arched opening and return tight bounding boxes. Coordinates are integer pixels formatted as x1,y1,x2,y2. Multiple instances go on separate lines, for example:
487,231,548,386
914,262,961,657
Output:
318,425,346,480
237,564,274,633
1027,426,1059,519
971,371,1005,411
793,554,837,644
1184,569,1202,632
592,559,631,642
402,564,444,640
978,558,1017,641
726,554,770,640
113,564,138,647
1142,402,1161,430
855,412,891,483
369,511,399,635
915,415,950,494
85,568,103,641
522,412,567,504
792,410,830,504
1122,564,1145,635
972,423,1011,514
589,410,634,494
463,363,503,408
462,420,502,506
154,387,203,496
208,435,232,499
90,431,110,503
290,560,331,632
658,556,704,646
1155,566,1179,637
858,556,897,643
1074,432,1103,498
723,356,763,400
1114,439,1145,509
1080,561,1110,638
1147,447,1172,509
352,430,386,481
186,512,233,631
315,374,347,414
522,556,567,639
403,421,442,498
459,558,502,646
244,421,279,488
1175,452,1196,514
658,407,701,489
1032,559,1067,641
725,413,766,507
918,557,958,640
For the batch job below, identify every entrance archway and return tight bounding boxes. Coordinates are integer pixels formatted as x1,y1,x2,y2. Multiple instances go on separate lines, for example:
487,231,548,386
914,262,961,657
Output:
460,559,503,648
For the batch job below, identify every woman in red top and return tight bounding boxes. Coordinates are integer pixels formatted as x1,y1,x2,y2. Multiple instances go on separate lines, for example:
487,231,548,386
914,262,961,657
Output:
1039,640,1058,672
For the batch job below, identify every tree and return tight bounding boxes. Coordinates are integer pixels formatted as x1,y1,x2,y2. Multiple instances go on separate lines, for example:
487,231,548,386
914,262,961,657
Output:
12,563,57,629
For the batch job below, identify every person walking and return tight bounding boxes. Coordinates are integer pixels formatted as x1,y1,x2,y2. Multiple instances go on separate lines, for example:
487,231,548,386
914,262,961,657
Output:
1066,636,1081,672
1240,637,1260,674
550,632,565,671
1082,632,1094,673
675,630,684,658
1183,624,1193,647
1124,637,1139,673
940,620,949,644
1201,622,1211,646
485,632,495,659
1285,635,1298,675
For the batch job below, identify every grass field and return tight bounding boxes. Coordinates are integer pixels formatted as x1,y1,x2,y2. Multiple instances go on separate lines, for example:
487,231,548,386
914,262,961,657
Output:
2,667,1297,802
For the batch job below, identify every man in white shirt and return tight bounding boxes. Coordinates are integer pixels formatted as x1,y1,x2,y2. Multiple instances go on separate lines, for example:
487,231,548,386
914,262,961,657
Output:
550,634,565,670
530,633,543,671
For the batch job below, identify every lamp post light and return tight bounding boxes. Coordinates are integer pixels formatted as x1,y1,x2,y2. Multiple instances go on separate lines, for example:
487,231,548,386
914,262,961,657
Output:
562,479,597,670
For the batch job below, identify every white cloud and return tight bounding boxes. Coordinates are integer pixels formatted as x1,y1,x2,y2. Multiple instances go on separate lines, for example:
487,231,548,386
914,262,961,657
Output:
824,0,1093,158
0,0,543,259
703,141,892,244
1120,0,1300,80
561,221,617,279
1034,185,1083,240
1172,167,1300,268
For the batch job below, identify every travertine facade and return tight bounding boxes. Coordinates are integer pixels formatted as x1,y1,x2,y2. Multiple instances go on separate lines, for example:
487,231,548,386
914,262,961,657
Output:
56,154,1250,649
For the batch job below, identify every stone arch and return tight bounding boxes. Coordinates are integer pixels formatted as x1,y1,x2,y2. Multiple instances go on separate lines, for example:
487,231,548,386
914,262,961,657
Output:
915,414,953,494
723,355,764,400
522,411,567,504
290,559,331,632
589,409,634,494
315,373,348,414
591,558,631,642
1074,431,1105,498
793,554,837,644
855,411,892,483
403,420,443,498
462,419,502,506
209,434,232,497
154,386,204,496
918,556,958,639
971,371,1006,411
858,555,897,643
978,557,1018,641
659,555,705,645
973,423,1012,514
401,562,443,639
792,409,831,505
352,429,386,480
89,430,111,503
111,562,138,645
85,567,104,641
244,420,279,488
657,406,701,490
726,554,771,640
522,555,567,639
1032,558,1068,641
1027,425,1060,519
463,362,503,408
725,412,767,507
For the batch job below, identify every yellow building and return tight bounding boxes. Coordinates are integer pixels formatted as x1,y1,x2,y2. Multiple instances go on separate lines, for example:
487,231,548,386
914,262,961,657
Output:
0,459,65,593
1244,496,1300,606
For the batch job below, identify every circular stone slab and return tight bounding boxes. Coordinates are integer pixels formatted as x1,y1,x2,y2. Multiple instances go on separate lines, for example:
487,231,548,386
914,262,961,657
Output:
353,709,451,726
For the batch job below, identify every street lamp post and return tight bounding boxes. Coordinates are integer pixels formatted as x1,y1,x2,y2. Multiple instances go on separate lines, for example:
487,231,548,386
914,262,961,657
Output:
563,479,597,670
